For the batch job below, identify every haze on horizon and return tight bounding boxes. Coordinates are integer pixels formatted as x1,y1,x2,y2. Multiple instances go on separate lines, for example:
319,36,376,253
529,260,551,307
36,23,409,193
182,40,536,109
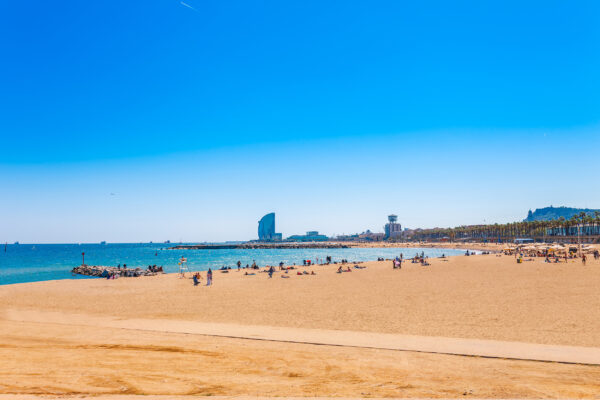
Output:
1,1,598,244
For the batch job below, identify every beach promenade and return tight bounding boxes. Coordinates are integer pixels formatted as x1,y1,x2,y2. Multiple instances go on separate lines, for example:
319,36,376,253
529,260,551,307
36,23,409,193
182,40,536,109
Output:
1,252,600,398
5,309,600,365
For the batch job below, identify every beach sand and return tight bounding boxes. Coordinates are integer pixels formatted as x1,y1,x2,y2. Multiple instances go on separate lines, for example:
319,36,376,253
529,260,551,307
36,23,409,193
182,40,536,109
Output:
1,253,600,398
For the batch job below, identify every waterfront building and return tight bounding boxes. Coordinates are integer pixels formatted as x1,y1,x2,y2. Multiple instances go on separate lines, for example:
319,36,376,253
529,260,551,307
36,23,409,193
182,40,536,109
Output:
359,230,385,241
258,213,282,241
287,231,329,242
384,214,402,239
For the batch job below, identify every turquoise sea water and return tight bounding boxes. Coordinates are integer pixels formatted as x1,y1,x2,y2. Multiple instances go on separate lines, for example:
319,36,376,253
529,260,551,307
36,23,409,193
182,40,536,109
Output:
0,243,467,286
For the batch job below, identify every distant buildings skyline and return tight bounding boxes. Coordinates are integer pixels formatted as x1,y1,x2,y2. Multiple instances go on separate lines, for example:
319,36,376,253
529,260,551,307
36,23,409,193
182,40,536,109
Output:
257,212,402,243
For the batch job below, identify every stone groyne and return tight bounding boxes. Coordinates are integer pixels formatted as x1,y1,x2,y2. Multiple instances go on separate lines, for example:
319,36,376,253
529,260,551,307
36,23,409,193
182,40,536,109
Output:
72,265,160,278
170,242,350,250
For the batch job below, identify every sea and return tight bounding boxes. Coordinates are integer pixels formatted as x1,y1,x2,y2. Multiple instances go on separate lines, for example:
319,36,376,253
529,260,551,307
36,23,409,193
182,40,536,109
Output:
0,243,468,286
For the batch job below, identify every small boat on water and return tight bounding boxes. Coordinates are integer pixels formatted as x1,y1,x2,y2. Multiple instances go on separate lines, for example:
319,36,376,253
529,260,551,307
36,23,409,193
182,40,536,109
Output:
100,241,107,245
14,241,19,245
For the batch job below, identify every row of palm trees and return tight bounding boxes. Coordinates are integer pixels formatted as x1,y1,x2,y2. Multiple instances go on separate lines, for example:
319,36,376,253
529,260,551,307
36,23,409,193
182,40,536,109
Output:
399,212,600,242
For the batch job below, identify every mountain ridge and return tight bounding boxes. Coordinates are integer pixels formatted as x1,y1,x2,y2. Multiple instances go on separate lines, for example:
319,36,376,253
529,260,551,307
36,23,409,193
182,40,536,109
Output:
524,206,600,222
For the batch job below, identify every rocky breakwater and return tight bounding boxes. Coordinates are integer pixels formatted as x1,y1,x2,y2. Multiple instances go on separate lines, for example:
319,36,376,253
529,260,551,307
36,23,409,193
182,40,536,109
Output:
72,265,159,278
171,242,350,250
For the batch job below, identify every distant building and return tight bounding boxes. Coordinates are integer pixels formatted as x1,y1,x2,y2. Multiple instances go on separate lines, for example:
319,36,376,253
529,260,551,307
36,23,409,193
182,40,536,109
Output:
287,231,329,242
334,234,360,241
258,213,282,241
384,214,402,239
359,230,385,241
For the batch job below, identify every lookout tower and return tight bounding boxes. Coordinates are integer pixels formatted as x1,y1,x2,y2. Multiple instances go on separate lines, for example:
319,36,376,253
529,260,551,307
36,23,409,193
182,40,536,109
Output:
385,214,402,239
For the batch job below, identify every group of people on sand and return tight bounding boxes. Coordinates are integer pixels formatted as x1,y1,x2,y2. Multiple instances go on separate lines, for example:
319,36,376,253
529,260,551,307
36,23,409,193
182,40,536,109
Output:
189,255,379,284
410,252,430,266
393,254,403,269
513,247,598,265
192,268,212,286
337,264,367,273
147,265,163,273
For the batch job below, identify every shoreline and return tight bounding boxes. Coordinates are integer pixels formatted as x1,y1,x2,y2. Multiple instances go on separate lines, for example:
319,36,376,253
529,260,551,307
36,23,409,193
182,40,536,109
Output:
0,246,474,287
2,249,475,287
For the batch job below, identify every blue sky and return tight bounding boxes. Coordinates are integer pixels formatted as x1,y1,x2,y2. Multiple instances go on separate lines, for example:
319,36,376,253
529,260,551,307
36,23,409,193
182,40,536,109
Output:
0,1,598,243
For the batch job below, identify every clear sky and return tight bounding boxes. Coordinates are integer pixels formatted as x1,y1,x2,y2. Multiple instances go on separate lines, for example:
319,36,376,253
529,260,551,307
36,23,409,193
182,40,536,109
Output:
1,1,599,243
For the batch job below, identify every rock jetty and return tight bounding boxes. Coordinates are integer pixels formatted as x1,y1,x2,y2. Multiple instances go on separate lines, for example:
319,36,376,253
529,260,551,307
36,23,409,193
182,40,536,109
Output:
72,265,159,278
170,242,349,250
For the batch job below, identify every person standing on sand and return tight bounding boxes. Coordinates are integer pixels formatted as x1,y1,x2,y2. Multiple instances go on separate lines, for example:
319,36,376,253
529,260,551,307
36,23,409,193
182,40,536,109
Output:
206,268,213,286
268,265,274,278
582,254,587,266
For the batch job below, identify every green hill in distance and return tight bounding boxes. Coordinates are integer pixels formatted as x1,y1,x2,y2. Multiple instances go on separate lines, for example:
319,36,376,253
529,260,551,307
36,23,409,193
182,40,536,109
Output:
524,206,600,222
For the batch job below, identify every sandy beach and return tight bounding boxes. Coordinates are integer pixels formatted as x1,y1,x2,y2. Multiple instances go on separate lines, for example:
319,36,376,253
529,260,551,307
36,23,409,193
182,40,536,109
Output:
2,252,600,398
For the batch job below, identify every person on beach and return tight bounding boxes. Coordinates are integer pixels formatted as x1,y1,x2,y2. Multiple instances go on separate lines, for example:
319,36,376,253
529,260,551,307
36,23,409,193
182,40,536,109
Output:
582,254,587,266
268,265,274,278
193,272,201,286
206,268,213,286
